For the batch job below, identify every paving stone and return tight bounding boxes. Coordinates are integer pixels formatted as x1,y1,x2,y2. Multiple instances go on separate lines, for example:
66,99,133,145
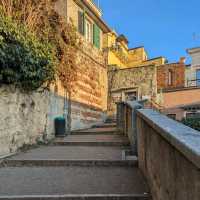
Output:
0,166,149,196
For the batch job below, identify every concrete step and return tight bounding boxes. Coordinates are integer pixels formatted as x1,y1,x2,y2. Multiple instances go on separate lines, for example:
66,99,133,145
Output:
92,123,116,128
71,127,121,135
105,118,117,124
2,146,136,167
5,146,130,161
0,194,150,199
2,159,138,167
0,166,150,198
54,135,129,147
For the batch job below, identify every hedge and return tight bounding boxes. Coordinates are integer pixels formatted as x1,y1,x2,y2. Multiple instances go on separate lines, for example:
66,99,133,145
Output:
182,118,200,132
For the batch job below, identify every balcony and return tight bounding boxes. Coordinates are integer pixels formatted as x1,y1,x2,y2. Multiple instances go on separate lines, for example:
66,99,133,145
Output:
187,79,200,87
85,0,103,17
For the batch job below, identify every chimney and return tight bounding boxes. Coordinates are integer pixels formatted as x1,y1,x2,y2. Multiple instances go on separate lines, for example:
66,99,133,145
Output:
179,57,186,64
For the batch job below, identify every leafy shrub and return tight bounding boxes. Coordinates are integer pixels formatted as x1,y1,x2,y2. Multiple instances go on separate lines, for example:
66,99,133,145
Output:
182,118,200,131
0,10,56,91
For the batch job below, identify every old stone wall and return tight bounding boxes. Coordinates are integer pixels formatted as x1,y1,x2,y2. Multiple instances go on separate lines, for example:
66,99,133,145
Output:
137,109,200,200
0,83,107,156
108,65,157,116
0,86,65,156
0,0,108,156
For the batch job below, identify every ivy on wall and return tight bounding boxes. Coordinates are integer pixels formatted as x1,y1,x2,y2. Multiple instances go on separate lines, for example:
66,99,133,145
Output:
0,9,56,91
0,0,82,94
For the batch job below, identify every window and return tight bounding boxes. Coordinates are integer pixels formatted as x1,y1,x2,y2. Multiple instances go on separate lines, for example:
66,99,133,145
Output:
85,19,93,43
93,23,101,49
168,69,173,86
124,91,137,101
196,69,200,86
78,11,85,35
167,114,176,120
186,112,200,119
77,11,101,49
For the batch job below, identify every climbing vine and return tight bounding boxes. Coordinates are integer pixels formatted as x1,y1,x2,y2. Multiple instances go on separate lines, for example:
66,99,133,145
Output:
0,7,56,91
0,0,81,93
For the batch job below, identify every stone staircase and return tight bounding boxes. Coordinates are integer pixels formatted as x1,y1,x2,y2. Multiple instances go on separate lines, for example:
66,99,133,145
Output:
0,123,151,200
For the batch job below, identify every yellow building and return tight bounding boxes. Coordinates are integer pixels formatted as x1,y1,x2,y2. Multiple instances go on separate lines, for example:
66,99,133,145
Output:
103,31,166,69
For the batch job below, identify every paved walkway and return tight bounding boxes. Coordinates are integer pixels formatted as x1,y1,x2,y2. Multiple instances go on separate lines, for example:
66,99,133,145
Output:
0,123,150,200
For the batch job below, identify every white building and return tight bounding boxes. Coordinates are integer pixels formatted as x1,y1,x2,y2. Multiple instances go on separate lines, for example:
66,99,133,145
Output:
186,47,200,87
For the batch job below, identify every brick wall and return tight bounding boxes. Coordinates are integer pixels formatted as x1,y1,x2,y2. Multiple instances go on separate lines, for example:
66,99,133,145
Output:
157,62,185,90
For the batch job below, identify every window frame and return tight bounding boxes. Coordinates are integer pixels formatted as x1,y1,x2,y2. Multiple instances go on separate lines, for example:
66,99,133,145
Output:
168,69,173,86
85,18,93,43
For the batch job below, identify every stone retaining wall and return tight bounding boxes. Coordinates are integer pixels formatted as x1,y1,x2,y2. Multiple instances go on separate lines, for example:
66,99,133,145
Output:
0,85,105,156
0,86,65,156
137,109,200,200
108,65,157,116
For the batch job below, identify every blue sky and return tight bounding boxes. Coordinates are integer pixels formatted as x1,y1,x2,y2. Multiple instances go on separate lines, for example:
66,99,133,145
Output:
97,0,200,63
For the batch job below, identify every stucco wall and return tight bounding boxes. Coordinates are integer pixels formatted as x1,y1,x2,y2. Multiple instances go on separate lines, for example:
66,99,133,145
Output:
108,65,157,116
137,109,200,200
0,84,106,156
0,86,65,156
162,87,200,108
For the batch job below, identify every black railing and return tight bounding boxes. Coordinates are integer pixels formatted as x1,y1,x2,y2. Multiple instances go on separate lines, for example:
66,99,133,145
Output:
187,79,200,87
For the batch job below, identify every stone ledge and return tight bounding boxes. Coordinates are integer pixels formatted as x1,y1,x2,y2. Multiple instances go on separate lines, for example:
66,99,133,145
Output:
137,109,200,169
1,159,138,167
0,194,150,200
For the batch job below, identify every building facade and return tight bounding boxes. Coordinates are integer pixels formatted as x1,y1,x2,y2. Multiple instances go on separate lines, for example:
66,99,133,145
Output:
54,0,110,129
103,31,166,69
157,58,186,91
186,47,200,87
160,87,200,121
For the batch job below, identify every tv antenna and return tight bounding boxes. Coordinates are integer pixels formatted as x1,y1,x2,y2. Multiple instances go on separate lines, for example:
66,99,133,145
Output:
193,32,200,42
97,0,100,7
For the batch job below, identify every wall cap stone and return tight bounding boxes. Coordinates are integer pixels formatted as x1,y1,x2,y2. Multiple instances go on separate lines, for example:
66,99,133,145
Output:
137,109,200,169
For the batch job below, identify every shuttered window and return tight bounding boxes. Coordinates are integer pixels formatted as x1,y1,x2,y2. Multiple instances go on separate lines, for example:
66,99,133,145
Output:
93,24,100,49
78,11,85,35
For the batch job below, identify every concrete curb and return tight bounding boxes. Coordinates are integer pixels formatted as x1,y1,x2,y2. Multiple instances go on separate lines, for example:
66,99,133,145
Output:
2,159,138,167
52,141,130,147
71,131,121,135
0,194,150,200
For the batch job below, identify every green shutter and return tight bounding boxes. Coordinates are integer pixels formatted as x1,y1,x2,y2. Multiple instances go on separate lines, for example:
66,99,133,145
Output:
93,24,100,49
78,11,85,35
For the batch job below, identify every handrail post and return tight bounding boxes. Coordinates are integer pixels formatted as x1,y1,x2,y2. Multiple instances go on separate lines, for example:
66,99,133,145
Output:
116,100,144,155
129,101,144,155
116,102,125,134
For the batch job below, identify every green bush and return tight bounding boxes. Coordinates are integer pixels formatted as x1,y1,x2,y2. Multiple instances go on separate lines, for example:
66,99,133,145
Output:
0,11,56,91
182,118,200,131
